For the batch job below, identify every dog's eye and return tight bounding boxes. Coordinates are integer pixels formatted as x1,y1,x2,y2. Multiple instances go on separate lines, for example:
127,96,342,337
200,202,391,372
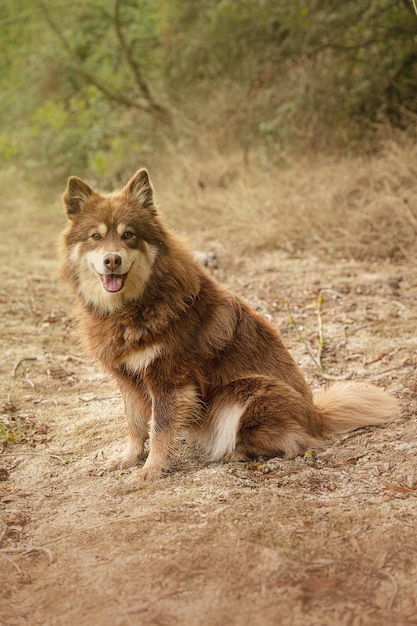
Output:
122,231,134,240
91,233,102,241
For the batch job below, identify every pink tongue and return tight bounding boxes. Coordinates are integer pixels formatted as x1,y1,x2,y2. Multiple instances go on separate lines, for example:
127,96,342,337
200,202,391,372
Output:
103,274,123,292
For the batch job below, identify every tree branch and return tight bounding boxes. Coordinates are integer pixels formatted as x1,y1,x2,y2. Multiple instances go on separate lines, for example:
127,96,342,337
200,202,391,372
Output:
113,0,169,118
37,0,165,116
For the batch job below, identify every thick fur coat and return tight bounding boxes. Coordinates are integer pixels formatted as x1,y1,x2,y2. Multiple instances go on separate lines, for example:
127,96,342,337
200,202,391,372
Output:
59,169,399,480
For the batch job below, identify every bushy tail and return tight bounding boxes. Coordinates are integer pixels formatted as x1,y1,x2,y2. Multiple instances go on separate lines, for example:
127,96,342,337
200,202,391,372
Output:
314,381,399,437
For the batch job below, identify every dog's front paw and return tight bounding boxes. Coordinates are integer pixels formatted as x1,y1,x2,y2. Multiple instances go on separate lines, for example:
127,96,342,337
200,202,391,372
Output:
106,452,141,471
128,466,163,482
105,439,147,471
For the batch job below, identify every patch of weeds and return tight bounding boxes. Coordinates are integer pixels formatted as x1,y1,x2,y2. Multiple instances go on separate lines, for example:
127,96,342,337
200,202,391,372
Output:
0,418,24,446
0,413,49,449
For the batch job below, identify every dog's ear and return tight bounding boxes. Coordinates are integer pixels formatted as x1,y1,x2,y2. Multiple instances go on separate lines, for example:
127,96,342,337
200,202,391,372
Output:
125,169,156,214
63,177,95,218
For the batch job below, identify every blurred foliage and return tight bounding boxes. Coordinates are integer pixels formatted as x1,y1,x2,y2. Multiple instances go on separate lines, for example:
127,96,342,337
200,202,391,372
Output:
1,0,417,180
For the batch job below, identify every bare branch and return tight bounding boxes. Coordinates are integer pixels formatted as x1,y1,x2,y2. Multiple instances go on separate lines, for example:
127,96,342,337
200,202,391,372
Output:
37,0,164,115
113,0,169,118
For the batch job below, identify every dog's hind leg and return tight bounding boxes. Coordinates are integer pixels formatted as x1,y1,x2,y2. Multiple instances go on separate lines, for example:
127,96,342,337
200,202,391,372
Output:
107,381,152,471
202,376,322,462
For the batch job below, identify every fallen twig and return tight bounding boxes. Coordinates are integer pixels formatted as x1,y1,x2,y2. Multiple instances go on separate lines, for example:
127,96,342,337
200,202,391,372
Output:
365,348,400,366
0,552,31,581
0,546,54,564
1,452,67,464
371,362,415,378
335,427,371,445
380,570,398,611
11,357,37,378
79,395,119,403
24,374,36,389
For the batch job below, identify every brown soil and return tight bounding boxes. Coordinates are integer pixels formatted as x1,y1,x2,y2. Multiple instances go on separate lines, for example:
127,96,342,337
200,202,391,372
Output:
1,170,417,626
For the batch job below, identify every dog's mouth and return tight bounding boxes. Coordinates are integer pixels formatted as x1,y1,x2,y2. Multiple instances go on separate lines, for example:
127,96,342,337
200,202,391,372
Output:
99,273,128,293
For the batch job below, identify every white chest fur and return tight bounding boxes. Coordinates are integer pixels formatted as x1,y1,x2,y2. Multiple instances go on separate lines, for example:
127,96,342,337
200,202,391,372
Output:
120,344,162,374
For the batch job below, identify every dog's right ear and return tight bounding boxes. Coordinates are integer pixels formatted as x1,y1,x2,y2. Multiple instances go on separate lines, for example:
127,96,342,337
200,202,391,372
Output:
63,177,95,218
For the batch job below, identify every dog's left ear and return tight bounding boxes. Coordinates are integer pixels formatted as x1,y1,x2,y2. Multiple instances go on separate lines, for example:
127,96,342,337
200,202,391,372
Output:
125,169,156,214
63,177,95,219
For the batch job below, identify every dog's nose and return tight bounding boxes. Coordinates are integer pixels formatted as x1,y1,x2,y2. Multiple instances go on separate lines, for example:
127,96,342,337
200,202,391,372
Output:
103,254,122,271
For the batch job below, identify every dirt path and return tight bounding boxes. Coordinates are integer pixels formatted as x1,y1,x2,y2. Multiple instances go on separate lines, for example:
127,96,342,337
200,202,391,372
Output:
1,178,417,625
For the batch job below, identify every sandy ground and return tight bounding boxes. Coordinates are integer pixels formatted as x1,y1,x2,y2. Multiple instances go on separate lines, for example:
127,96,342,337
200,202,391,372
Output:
1,178,417,626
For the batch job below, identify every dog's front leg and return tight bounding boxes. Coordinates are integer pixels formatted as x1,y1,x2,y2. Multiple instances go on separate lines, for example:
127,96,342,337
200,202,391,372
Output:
131,383,199,481
107,382,151,471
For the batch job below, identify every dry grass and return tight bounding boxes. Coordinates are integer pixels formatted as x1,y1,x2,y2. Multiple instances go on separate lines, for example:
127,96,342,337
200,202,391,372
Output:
153,137,417,261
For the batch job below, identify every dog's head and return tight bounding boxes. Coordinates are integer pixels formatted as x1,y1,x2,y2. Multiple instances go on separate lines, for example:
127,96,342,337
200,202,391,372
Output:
60,169,165,314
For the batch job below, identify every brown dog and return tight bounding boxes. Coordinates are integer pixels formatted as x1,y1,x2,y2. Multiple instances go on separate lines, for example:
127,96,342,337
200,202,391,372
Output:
59,169,399,480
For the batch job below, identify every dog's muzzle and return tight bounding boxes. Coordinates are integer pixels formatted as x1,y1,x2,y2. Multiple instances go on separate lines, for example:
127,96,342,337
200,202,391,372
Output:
100,254,128,292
